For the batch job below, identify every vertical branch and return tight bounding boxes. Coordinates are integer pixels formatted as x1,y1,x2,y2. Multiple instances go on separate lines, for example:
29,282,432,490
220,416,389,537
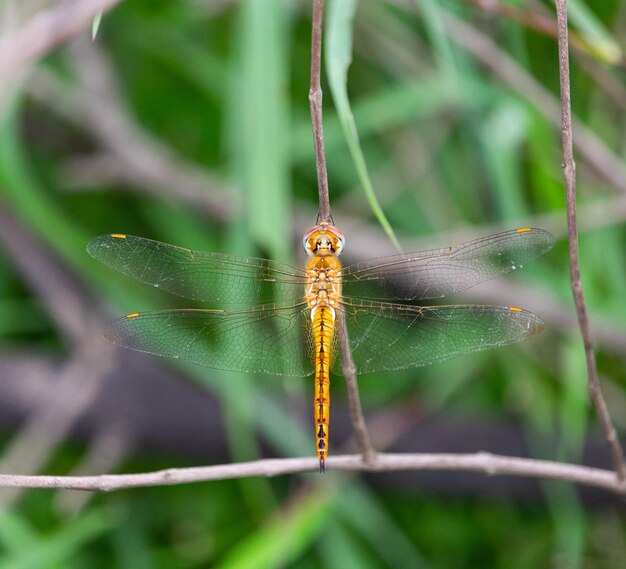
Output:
309,0,376,464
310,0,331,223
338,313,377,464
555,0,626,480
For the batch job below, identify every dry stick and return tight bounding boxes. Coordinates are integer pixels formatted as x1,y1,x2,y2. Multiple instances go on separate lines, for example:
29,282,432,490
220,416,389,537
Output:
338,313,377,464
0,329,115,508
0,453,622,494
309,0,376,463
555,0,626,481
309,0,331,223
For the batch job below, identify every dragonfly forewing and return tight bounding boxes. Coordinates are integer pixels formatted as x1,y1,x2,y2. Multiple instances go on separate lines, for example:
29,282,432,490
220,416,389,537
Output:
87,234,307,306
341,228,554,302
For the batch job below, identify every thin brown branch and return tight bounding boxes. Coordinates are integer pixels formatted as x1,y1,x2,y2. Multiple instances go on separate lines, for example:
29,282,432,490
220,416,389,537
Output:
309,0,331,223
555,0,626,481
0,0,121,85
0,453,623,494
338,313,377,464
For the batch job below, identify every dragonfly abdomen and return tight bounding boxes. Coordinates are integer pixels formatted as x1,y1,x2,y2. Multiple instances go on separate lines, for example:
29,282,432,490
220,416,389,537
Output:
312,304,334,472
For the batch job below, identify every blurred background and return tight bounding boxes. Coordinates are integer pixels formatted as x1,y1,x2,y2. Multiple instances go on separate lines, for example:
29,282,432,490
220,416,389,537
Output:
0,0,625,567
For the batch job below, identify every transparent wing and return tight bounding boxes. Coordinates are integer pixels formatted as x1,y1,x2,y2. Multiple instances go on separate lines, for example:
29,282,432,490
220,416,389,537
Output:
341,228,554,301
105,304,314,377
87,234,307,305
332,300,544,374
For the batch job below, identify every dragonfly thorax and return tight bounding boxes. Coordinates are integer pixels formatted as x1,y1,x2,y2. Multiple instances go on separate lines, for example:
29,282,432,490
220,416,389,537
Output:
305,256,342,312
303,223,345,257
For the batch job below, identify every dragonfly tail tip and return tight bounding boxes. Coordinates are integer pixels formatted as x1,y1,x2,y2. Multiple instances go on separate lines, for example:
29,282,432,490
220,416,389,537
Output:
319,458,326,474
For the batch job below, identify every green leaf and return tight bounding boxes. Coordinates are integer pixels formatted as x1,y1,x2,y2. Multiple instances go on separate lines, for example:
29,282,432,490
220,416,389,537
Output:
568,0,621,64
229,0,291,261
92,12,103,40
325,0,401,252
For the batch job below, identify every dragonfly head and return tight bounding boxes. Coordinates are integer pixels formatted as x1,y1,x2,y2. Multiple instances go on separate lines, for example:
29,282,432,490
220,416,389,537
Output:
303,223,345,257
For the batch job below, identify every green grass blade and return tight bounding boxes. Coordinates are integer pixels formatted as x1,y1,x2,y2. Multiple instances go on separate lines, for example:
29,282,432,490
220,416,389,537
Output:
319,518,380,569
325,0,401,251
218,489,332,569
568,0,621,64
0,510,111,569
92,12,103,40
230,0,290,261
337,485,432,568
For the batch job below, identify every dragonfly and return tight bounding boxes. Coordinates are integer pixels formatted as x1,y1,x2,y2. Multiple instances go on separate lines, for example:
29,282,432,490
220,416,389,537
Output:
87,224,554,471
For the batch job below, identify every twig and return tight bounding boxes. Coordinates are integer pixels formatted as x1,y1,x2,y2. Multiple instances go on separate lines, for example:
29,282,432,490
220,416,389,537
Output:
309,0,331,223
555,0,626,481
338,313,377,464
0,452,622,494
0,0,121,85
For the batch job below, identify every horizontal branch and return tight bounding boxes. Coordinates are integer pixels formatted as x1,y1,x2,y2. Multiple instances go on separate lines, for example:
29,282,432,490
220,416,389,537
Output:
1,452,624,494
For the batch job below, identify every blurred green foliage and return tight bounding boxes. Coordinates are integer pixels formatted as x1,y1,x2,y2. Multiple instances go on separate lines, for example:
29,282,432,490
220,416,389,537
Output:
0,0,625,567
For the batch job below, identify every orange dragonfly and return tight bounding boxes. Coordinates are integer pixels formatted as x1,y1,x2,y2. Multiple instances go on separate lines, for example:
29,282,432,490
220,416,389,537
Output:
87,224,553,471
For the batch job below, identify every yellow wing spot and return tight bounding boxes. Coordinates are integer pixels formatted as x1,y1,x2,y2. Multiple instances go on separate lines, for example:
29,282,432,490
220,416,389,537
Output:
515,227,532,233
111,234,127,239
126,312,140,318
508,306,523,312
